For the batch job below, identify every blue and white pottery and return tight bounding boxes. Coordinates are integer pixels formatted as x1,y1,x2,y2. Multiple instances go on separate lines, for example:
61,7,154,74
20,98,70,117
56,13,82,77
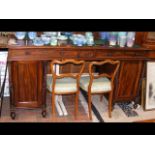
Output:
41,34,51,45
33,37,44,46
76,35,86,46
28,32,37,40
15,32,26,40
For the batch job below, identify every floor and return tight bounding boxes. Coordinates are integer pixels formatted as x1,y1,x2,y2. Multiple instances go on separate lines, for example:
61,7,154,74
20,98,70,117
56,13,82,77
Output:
1,91,155,122
0,92,90,122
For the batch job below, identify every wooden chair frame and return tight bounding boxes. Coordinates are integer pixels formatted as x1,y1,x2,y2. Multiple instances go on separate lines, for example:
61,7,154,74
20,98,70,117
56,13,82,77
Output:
86,59,120,119
50,59,85,118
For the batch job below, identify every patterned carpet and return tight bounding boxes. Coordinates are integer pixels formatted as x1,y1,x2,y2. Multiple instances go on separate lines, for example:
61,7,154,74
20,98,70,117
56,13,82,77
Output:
79,92,155,122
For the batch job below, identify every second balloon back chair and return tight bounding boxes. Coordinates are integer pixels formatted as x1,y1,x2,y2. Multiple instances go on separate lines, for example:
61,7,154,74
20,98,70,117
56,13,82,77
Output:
47,59,85,119
80,60,120,120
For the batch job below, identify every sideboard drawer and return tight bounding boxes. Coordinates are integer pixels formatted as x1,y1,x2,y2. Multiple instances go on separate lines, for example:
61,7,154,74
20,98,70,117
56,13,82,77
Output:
61,50,95,59
95,51,124,59
61,51,78,58
124,51,146,58
8,49,62,61
77,51,94,58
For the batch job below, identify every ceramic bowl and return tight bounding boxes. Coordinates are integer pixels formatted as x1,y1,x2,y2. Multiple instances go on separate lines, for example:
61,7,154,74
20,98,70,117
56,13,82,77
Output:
73,35,87,46
41,35,51,45
15,32,26,40
33,37,44,46
28,32,37,40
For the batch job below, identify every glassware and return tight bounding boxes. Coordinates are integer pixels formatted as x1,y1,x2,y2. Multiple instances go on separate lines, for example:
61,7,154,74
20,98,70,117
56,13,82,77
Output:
85,32,94,46
118,32,127,47
118,36,127,47
109,32,118,46
85,32,93,37
99,32,109,41
126,32,136,47
50,36,58,46
86,36,94,46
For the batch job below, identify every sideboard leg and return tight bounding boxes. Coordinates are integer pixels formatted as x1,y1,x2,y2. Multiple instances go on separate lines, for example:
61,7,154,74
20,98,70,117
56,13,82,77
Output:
10,109,16,120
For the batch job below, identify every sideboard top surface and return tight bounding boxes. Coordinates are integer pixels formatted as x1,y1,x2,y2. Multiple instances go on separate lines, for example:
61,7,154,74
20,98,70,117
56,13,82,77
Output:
8,45,150,51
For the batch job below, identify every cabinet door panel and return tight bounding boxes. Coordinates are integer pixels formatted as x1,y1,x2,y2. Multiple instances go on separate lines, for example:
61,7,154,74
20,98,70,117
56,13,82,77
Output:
11,61,43,108
116,61,143,100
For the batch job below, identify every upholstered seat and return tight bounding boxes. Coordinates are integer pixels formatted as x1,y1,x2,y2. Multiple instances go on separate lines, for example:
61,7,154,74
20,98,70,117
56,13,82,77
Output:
79,60,120,119
80,76,112,93
48,59,85,118
47,75,77,93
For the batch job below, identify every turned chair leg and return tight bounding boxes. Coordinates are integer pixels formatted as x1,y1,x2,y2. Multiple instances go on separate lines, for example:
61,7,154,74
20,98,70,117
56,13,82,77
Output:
75,92,79,119
88,93,92,120
52,93,56,116
108,92,113,118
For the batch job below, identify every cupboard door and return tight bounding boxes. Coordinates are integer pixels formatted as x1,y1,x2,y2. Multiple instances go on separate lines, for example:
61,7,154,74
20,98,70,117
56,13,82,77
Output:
142,32,155,49
115,60,143,101
144,32,155,42
11,61,43,108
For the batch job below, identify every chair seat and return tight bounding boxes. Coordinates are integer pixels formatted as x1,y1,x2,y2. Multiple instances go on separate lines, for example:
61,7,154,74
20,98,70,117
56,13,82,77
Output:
47,75,77,93
80,76,112,93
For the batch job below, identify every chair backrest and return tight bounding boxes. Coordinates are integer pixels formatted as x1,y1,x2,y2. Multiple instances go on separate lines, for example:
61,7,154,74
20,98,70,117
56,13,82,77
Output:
50,59,85,79
88,59,120,90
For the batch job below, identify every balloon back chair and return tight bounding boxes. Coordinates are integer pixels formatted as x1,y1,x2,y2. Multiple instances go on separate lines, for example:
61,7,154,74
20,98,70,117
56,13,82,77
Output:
47,59,85,119
80,59,120,120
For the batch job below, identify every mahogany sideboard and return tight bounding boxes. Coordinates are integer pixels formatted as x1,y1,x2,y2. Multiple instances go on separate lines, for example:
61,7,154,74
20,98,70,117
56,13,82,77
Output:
7,45,153,119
